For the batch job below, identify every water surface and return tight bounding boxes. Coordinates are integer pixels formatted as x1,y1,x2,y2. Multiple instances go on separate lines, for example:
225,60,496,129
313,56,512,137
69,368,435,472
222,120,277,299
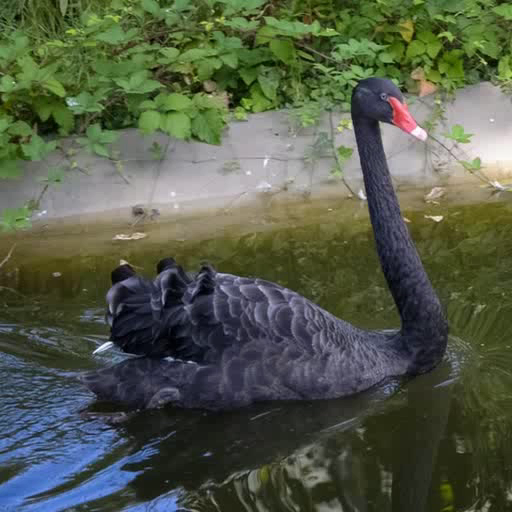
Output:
1,199,512,511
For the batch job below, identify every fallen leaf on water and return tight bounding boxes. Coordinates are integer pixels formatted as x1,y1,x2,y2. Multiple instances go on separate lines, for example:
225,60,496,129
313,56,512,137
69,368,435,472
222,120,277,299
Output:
424,186,446,202
474,304,487,314
424,215,444,223
119,259,144,269
490,180,508,191
113,232,147,241
403,217,411,223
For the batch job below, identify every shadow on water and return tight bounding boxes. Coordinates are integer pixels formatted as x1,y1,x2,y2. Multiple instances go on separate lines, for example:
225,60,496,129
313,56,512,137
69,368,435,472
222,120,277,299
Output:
83,349,460,512
1,199,512,510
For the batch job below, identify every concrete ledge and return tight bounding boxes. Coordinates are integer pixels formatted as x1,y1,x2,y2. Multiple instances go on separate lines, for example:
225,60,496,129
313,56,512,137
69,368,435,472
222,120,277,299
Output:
1,82,511,227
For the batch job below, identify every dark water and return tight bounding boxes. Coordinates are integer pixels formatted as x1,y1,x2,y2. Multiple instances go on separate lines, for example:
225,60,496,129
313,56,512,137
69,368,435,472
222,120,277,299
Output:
1,199,512,511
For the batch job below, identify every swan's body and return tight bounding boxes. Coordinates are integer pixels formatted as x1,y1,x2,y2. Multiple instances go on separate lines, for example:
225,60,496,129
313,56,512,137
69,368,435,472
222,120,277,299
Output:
81,78,448,409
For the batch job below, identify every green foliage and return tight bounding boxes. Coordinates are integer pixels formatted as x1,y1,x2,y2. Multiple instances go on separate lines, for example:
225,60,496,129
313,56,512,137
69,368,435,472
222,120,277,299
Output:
444,124,473,144
462,157,482,172
0,0,511,229
0,206,32,231
77,124,118,158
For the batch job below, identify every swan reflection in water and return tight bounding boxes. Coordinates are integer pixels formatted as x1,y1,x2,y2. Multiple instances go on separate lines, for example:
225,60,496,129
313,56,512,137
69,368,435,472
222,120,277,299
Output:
83,339,489,512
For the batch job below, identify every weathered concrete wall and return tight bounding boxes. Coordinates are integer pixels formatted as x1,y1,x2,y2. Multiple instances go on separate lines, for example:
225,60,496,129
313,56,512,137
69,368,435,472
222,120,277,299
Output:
1,82,511,225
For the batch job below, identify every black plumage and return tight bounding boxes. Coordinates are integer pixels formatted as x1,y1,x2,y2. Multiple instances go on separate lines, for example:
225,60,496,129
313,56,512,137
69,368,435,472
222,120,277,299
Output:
81,78,449,410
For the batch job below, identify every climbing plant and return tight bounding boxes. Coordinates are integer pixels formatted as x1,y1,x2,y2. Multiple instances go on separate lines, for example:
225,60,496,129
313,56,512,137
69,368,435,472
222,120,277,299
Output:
0,0,511,229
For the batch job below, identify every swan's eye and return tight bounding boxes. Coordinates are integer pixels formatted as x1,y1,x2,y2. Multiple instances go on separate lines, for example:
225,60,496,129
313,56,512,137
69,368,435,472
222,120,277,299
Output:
380,93,388,101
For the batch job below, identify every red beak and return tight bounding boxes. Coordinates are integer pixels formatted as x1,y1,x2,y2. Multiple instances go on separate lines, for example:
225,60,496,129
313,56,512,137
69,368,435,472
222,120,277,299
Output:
388,96,427,141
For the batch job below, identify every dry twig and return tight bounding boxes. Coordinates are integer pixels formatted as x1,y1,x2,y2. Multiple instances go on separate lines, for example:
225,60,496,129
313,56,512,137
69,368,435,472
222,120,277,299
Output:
0,244,16,270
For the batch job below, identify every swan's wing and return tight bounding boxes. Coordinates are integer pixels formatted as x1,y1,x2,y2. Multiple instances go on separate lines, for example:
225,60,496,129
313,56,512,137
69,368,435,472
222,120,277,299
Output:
105,260,351,362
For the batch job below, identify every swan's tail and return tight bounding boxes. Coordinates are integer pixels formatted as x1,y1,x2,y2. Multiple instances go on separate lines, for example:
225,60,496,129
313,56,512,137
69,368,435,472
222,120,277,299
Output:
104,258,192,357
79,357,194,409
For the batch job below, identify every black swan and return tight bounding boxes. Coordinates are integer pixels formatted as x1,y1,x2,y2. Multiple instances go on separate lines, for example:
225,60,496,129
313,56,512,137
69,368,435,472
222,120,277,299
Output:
81,77,448,409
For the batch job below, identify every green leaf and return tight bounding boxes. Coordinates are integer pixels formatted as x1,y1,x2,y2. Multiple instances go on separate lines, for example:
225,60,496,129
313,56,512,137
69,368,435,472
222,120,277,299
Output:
234,106,248,121
438,31,454,42
258,70,280,101
38,167,66,185
66,92,103,114
42,78,66,97
224,17,259,31
239,67,259,85
378,52,395,64
461,157,481,171
162,93,192,111
389,41,405,61
426,40,442,59
414,31,443,59
269,40,296,64
59,0,68,16
139,100,156,110
0,160,22,179
416,31,442,59
196,58,223,80
141,0,160,14
79,124,118,155
0,206,32,231
242,84,273,112
493,4,512,20
160,112,191,139
34,98,54,121
443,124,473,143
255,25,277,45
217,0,265,15
115,70,163,94
8,121,33,137
297,50,315,61
220,53,239,69
406,40,426,59
0,118,11,133
438,51,464,79
180,48,218,62
426,69,442,82
95,25,129,45
264,17,317,38
21,135,57,161
159,47,180,62
191,110,223,144
99,130,118,145
139,110,161,134
86,123,102,142
0,75,16,93
52,105,74,134
193,94,224,110
92,143,110,158
337,145,354,161
18,56,39,82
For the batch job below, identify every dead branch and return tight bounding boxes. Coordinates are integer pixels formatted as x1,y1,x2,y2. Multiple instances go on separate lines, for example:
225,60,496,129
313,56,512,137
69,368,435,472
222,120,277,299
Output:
0,244,16,270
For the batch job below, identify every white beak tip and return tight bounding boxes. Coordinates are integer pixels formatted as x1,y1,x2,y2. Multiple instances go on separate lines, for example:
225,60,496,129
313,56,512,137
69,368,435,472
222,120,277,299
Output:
411,125,428,142
92,341,114,355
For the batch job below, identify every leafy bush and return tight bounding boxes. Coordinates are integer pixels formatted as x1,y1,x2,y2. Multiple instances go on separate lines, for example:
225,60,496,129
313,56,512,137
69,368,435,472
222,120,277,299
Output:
1,0,511,228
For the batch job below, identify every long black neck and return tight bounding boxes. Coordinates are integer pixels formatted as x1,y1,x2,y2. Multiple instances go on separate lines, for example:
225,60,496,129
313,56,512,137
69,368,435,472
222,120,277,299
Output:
353,116,447,365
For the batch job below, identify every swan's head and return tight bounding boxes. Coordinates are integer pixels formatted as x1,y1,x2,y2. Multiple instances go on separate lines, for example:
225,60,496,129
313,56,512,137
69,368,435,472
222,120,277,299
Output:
352,78,427,142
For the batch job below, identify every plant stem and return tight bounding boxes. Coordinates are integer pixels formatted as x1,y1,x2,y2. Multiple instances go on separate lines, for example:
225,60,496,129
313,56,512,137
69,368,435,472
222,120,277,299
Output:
0,244,16,270
428,134,498,188
328,112,356,197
